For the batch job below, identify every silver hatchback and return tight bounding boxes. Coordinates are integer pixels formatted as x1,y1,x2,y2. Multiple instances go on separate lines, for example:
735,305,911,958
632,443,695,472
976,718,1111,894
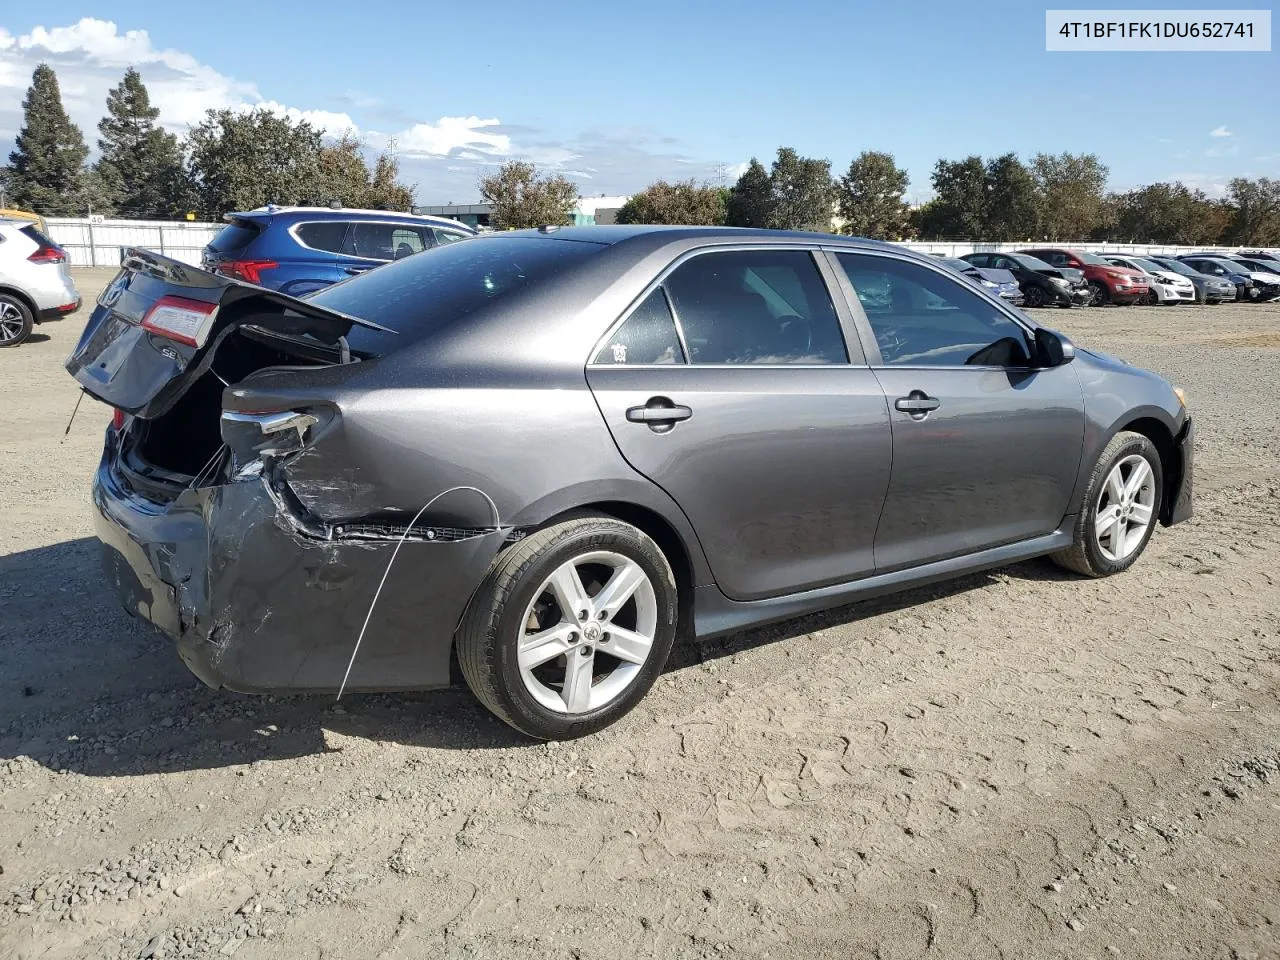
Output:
0,219,81,346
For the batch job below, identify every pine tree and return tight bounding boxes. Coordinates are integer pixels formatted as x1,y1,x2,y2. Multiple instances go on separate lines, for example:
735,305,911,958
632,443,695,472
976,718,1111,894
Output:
7,64,89,216
96,67,188,218
726,158,772,227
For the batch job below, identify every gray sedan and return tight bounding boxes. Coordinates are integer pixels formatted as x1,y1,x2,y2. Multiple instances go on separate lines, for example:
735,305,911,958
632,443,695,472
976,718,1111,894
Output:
67,228,1194,739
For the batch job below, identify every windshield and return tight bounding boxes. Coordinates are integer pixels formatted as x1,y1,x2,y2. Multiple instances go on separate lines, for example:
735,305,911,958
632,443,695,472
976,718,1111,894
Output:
1130,258,1164,273
1009,253,1055,271
1152,258,1196,276
309,235,603,355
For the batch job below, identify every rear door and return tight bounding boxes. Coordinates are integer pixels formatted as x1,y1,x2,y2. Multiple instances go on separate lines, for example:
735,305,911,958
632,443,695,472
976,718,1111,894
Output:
586,247,892,602
334,221,432,278
833,251,1085,572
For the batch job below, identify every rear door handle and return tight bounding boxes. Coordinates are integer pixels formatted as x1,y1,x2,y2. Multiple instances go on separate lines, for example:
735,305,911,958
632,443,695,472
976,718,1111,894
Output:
626,404,692,423
626,398,692,431
895,392,941,418
343,266,373,275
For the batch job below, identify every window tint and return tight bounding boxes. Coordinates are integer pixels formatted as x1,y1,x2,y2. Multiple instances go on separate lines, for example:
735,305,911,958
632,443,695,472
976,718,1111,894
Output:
208,221,261,253
593,288,685,365
965,254,990,268
312,236,601,355
432,228,469,245
344,222,431,261
838,253,1033,368
294,221,349,254
662,250,847,365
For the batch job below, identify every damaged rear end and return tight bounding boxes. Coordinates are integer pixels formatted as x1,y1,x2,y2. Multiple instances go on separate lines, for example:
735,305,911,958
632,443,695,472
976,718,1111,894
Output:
69,249,508,693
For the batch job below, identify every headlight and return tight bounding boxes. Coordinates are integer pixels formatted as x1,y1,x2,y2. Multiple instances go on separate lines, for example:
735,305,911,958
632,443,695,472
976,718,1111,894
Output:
1173,387,1187,408
1049,276,1070,287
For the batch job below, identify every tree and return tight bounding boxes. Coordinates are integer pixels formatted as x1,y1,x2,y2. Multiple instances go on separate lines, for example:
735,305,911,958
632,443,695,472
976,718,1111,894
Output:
96,68,190,218
1031,152,1110,240
726,158,772,227
367,149,415,210
836,151,910,239
983,153,1038,241
478,160,577,229
1225,177,1280,246
615,179,726,225
7,64,89,216
185,108,324,218
1105,182,1223,244
769,147,835,231
918,156,987,239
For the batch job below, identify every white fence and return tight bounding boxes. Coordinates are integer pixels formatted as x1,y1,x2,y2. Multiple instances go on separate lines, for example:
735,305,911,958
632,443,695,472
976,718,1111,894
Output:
40,217,1279,269
45,218,222,267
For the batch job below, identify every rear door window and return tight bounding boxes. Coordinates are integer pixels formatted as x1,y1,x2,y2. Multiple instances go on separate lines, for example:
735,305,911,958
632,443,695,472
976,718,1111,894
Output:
294,221,349,254
662,250,848,364
593,288,685,365
344,222,432,261
312,236,602,355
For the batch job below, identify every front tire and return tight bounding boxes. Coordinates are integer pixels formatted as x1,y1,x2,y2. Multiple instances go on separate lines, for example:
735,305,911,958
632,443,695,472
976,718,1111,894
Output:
0,295,33,347
1023,285,1046,308
1088,280,1110,307
1052,431,1163,578
457,516,678,740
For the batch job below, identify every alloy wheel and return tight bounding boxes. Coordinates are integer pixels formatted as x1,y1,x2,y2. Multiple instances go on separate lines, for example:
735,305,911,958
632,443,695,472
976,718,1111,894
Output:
1094,454,1157,562
517,551,658,714
0,302,25,344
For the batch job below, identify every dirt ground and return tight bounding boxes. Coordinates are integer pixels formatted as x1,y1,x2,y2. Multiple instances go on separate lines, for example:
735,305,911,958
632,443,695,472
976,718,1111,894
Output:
1,268,1278,960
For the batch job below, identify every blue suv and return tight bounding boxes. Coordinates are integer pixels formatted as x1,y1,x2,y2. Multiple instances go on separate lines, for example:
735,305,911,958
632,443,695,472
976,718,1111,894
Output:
201,206,476,297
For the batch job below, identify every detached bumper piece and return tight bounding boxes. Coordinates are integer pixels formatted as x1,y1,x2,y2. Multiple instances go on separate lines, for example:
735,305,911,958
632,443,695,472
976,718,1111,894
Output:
1164,416,1194,527
91,442,507,694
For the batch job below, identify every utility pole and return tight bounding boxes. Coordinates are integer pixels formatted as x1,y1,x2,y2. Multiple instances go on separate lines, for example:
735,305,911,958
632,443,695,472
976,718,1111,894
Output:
714,162,727,187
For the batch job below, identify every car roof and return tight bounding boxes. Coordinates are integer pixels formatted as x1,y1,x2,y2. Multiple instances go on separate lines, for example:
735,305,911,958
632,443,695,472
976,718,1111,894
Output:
490,224,904,250
228,206,476,231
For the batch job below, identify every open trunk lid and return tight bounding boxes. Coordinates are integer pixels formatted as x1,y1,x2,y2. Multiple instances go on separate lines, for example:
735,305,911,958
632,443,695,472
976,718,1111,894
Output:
66,247,394,419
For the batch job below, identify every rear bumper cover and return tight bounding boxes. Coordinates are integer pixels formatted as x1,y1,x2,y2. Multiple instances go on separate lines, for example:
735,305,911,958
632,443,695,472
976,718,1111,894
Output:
91,435,507,693
37,297,80,322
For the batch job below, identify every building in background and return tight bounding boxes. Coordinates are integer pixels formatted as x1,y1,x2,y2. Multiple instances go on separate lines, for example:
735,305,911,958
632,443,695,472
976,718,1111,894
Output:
414,195,630,229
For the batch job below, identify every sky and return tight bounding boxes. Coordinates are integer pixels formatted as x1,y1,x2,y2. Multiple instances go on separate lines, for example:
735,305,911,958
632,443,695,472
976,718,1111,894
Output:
1,1,1277,206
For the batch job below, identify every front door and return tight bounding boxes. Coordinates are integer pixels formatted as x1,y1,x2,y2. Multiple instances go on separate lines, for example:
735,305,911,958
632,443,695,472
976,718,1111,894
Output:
832,251,1085,573
586,248,893,602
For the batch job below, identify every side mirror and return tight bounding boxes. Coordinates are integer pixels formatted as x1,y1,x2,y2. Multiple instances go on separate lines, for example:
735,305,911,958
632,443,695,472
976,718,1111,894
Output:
1035,327,1076,367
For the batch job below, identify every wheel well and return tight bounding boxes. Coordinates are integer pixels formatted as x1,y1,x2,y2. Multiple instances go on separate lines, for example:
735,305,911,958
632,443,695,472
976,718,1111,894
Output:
542,501,697,639
1118,416,1178,522
0,286,37,318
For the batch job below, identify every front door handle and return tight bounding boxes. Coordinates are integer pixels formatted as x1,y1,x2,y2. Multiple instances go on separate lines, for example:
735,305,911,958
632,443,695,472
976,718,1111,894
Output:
626,397,692,432
343,266,373,275
895,392,941,419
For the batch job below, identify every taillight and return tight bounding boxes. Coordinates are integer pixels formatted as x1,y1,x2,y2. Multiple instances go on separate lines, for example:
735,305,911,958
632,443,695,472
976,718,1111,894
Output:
216,259,277,285
140,295,218,348
112,408,125,431
221,408,327,467
28,245,67,264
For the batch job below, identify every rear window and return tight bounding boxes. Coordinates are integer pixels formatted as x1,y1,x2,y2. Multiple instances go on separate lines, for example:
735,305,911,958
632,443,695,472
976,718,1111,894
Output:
20,224,59,248
209,221,261,253
309,236,602,354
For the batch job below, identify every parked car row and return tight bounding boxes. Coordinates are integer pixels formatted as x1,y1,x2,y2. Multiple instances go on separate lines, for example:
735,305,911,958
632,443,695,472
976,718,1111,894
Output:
946,247,1280,308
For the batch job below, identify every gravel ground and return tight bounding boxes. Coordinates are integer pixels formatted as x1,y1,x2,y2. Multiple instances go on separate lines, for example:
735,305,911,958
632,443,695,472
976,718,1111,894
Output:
1,269,1278,960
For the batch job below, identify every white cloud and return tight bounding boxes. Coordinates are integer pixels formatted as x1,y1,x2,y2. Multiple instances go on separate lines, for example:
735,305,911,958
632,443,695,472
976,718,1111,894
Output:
384,116,510,158
725,161,750,180
255,100,357,137
1209,125,1233,138
0,18,356,147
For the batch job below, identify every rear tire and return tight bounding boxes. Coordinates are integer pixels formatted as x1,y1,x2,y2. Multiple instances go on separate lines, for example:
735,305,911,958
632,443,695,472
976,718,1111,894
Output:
1052,431,1163,578
0,294,33,347
457,515,678,740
